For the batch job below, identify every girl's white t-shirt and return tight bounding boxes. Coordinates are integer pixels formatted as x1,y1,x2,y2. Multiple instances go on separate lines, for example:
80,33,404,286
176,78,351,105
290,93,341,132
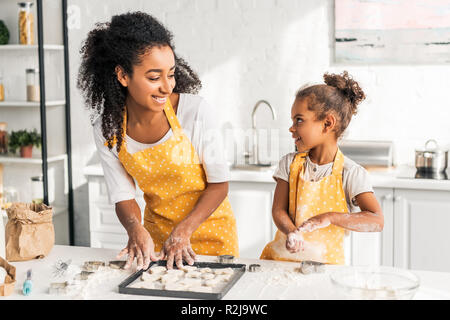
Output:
93,93,230,204
273,152,374,212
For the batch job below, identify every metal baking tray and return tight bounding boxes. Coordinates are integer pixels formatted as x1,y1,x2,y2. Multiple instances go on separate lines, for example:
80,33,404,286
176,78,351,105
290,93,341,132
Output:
118,260,246,300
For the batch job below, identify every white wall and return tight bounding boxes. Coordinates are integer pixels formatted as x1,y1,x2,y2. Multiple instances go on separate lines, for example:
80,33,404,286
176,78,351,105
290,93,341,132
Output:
66,0,450,245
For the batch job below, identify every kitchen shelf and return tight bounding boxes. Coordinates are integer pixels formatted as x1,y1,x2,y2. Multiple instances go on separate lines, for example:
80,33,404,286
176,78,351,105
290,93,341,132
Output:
0,153,67,164
0,100,66,108
0,44,64,51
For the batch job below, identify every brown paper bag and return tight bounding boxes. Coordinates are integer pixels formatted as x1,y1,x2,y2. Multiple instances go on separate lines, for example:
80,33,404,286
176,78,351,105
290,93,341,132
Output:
0,256,16,296
5,202,55,261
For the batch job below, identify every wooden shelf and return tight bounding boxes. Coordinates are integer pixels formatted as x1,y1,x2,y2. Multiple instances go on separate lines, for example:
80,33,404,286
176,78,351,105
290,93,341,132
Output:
0,153,67,164
0,44,64,51
0,100,66,108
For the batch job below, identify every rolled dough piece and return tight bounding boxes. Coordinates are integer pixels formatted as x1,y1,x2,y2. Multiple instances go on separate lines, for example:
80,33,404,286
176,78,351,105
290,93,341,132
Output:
149,266,167,274
216,274,232,282
166,269,184,277
199,267,212,274
181,265,198,272
140,272,162,282
161,273,181,284
201,273,215,280
214,267,234,275
185,271,202,278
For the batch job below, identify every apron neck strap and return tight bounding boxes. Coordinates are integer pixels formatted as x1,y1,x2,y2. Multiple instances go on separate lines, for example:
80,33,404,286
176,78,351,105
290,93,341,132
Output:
331,148,344,176
164,97,182,132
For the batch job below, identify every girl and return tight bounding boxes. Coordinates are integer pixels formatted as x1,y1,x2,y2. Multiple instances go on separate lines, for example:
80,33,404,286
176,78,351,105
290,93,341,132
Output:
77,12,239,270
260,71,383,264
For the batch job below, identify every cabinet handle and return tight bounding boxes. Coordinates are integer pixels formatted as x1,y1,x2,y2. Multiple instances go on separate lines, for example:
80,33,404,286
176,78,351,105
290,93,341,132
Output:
382,194,393,201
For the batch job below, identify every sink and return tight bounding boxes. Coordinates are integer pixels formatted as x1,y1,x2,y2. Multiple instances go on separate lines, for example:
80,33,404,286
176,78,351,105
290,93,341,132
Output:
230,163,276,172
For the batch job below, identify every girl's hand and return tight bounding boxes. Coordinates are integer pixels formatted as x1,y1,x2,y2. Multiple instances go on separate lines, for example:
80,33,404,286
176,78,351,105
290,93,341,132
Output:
161,228,196,270
117,224,160,271
286,231,304,253
298,213,331,233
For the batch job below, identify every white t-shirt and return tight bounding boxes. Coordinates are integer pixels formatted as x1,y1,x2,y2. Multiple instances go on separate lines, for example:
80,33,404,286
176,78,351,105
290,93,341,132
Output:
93,93,230,204
273,152,374,212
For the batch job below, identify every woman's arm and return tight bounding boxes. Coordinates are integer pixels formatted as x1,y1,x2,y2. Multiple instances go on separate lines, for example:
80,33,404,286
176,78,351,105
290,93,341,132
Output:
163,181,229,269
115,199,159,270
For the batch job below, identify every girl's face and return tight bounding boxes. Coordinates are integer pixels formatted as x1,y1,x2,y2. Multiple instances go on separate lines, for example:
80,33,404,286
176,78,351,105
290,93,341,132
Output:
118,45,176,112
289,98,327,152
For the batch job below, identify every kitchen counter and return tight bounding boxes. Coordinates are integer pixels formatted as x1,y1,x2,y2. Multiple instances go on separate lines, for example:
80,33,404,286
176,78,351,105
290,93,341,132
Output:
84,163,450,191
2,245,450,300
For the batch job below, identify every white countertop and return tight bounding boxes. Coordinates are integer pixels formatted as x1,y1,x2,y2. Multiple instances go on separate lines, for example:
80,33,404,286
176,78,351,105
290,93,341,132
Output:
84,163,450,191
2,245,450,300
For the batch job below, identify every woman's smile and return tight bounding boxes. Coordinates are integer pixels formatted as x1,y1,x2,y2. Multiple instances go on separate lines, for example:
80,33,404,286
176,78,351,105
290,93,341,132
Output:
152,95,168,105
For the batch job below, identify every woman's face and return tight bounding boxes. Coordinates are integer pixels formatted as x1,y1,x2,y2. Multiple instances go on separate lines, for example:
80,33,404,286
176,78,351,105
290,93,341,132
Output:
289,98,326,152
121,45,176,112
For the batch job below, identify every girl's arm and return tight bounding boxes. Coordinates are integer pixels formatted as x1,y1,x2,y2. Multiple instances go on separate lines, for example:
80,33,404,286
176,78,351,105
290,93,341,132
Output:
272,179,297,235
299,191,384,233
163,181,229,269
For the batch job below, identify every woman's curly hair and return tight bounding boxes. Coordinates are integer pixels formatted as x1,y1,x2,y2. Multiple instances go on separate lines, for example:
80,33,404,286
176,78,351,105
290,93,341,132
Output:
296,71,366,138
77,12,202,152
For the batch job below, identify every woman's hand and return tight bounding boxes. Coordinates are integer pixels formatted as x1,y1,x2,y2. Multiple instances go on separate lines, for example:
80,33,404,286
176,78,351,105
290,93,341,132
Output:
161,228,196,270
297,213,331,233
117,224,160,271
286,231,304,253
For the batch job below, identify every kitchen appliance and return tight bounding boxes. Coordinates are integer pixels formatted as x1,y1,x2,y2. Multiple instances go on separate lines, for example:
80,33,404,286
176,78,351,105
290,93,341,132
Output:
338,140,393,168
415,139,448,173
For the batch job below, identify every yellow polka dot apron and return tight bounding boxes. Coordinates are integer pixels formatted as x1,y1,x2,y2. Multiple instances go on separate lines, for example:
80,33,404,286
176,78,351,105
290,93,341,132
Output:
260,149,348,264
117,100,239,257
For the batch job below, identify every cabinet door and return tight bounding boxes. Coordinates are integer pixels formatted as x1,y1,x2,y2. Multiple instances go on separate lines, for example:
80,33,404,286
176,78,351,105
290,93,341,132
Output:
228,181,275,259
394,189,450,272
349,187,394,266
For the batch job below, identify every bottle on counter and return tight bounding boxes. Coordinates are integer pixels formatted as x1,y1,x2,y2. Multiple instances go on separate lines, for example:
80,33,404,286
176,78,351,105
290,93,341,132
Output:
18,2,34,45
26,68,40,102
0,122,7,154
0,70,4,102
31,176,43,204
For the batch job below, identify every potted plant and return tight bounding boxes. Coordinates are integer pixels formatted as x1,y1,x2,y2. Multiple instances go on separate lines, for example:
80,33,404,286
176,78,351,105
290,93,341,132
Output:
8,129,41,158
0,20,9,45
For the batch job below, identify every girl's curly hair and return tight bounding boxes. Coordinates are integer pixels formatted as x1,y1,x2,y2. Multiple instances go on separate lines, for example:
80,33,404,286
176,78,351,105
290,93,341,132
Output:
296,71,366,138
77,12,202,152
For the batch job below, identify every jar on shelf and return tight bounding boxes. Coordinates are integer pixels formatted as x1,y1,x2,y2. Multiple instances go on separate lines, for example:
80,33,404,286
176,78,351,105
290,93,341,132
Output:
31,176,43,204
0,122,7,154
18,2,34,45
26,68,40,102
0,70,4,101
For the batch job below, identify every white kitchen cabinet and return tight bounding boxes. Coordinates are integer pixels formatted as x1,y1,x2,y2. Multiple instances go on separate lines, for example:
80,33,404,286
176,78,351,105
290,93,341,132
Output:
228,181,276,259
393,188,450,272
348,187,394,267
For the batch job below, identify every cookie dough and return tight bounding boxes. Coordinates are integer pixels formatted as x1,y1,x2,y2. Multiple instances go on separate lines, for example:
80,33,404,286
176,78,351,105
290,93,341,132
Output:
149,266,167,274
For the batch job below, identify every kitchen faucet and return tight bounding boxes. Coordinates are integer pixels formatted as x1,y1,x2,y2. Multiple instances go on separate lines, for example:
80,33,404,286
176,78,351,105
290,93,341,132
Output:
247,100,277,165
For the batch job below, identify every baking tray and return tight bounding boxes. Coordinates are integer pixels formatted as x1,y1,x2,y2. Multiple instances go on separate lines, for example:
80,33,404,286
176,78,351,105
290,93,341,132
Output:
118,260,246,300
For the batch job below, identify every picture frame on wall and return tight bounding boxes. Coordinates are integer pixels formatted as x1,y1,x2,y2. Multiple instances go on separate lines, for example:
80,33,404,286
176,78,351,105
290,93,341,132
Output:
335,0,450,64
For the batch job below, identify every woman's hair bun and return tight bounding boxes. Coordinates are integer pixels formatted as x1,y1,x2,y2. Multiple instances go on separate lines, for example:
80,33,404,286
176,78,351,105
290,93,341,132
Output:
323,71,365,113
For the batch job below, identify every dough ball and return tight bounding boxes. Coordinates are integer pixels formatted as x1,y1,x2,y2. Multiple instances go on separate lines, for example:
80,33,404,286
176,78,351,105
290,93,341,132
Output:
181,265,198,272
201,273,215,280
199,267,212,274
216,274,232,282
185,271,202,279
214,267,234,275
140,272,161,282
149,266,167,274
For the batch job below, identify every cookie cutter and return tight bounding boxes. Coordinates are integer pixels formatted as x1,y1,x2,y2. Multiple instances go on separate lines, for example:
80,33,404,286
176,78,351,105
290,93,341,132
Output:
248,264,261,272
83,261,105,272
109,260,127,270
298,261,325,275
49,282,69,295
75,271,94,280
217,255,235,264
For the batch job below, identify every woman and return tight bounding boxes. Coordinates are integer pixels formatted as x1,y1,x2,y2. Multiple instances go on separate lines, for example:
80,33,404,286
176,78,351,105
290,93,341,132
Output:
77,12,239,270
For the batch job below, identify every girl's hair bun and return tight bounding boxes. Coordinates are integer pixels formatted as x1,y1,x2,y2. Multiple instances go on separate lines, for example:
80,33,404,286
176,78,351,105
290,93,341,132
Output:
323,71,365,114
